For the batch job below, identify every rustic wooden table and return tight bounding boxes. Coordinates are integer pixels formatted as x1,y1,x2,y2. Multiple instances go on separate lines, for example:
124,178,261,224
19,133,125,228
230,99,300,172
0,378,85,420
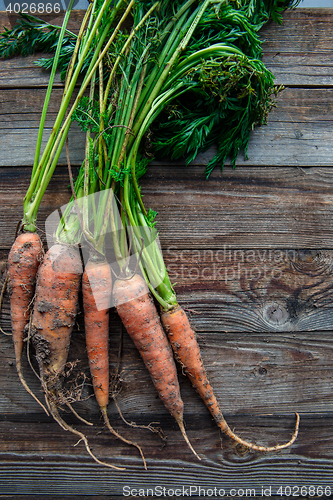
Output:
1,7,333,499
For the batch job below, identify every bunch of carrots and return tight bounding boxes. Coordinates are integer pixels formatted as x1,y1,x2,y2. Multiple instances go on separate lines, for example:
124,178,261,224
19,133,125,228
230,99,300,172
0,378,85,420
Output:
1,0,301,468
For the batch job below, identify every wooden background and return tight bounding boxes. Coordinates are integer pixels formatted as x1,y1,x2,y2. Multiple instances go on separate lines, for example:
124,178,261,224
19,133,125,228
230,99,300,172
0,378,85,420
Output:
1,8,333,499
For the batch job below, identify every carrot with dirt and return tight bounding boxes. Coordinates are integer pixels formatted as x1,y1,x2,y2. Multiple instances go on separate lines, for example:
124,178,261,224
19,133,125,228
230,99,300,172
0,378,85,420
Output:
161,305,300,451
56,53,148,465
82,256,147,468
1,0,130,416
31,244,82,395
111,0,301,451
1,0,85,408
82,258,111,412
1,2,76,410
30,242,125,470
27,159,133,469
35,0,150,464
1,0,302,462
17,0,132,464
6,231,47,412
113,273,200,460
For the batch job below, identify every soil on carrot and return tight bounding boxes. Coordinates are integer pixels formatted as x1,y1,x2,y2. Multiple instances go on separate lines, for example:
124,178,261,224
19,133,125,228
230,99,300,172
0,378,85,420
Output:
31,330,52,365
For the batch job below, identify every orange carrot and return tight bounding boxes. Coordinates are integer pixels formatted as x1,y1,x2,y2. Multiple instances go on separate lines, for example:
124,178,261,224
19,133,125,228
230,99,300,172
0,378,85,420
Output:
30,244,123,469
161,305,300,452
31,243,82,394
7,231,47,412
82,257,111,410
8,232,43,366
113,273,200,460
82,258,146,468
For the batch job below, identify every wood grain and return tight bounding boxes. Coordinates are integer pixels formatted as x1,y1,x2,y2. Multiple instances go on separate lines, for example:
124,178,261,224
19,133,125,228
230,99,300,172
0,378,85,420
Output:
1,415,333,496
261,9,333,86
0,10,86,33
2,164,333,249
0,53,65,88
1,87,332,167
2,318,333,495
2,304,333,416
142,164,333,249
1,9,333,88
1,241,333,415
1,297,333,492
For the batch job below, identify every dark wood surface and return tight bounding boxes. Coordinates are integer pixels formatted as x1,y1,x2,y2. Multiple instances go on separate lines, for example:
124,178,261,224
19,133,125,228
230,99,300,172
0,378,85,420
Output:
1,8,333,499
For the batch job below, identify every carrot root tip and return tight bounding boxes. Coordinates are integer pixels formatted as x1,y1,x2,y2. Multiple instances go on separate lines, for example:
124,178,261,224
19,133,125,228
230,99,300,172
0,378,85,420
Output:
16,359,50,416
48,399,125,470
220,412,300,452
175,415,201,461
101,406,147,470
66,402,94,426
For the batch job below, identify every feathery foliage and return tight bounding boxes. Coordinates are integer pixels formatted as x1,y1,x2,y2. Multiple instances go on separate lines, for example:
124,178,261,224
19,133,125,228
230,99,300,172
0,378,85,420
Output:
0,13,76,59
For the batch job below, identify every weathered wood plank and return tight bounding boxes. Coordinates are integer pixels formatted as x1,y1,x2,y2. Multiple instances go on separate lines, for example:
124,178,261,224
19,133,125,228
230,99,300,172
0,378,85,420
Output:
0,124,85,166
0,12,85,88
1,295,333,491
0,167,77,247
2,164,333,250
261,9,333,86
0,86,85,166
162,248,333,334
1,245,333,415
1,415,333,496
1,10,333,89
2,86,327,127
0,10,86,32
0,498,113,500
0,53,65,88
1,298,332,414
1,244,332,340
1,87,78,120
2,119,331,167
2,297,333,494
3,316,333,416
1,87,332,167
0,220,332,435
141,164,333,250
0,497,117,500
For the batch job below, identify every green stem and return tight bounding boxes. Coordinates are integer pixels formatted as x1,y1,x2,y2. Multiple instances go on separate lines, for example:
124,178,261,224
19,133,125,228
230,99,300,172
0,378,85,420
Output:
63,2,94,98
23,0,120,221
165,44,245,89
98,55,105,191
129,81,188,215
30,0,75,199
101,1,159,175
109,183,127,269
128,46,248,217
132,0,211,140
122,175,176,305
135,0,195,116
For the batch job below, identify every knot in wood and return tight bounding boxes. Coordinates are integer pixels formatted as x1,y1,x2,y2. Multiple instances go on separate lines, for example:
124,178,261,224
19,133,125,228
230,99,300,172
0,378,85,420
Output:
262,301,290,328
